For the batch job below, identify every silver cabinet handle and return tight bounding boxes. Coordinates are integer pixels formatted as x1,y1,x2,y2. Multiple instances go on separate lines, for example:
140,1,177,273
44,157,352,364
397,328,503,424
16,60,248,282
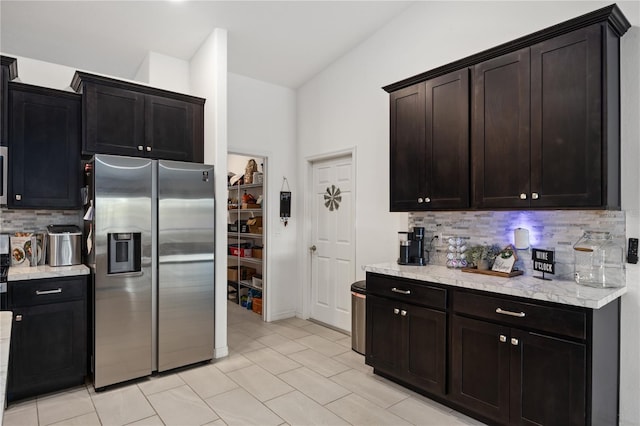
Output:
496,307,525,318
391,288,411,295
400,310,407,316
15,315,22,322
499,335,507,343
417,197,423,203
15,194,22,201
36,288,62,295
146,146,152,152
425,197,431,203
137,145,144,151
511,338,519,346
519,193,527,200
393,308,400,315
531,192,539,200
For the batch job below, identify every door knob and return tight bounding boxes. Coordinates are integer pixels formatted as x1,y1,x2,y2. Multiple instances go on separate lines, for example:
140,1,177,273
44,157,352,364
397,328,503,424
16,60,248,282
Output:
309,245,317,252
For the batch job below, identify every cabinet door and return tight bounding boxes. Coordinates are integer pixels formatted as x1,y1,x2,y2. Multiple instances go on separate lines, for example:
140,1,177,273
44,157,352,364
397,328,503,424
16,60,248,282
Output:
365,294,403,374
389,83,426,211
8,300,87,401
473,48,530,209
530,25,602,208
83,82,145,156
1,60,10,146
510,330,586,426
145,95,196,162
404,304,446,395
451,315,510,424
9,85,81,209
424,69,469,209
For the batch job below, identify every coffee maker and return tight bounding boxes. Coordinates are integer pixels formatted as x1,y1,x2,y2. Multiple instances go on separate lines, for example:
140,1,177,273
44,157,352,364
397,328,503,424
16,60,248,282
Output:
398,227,428,266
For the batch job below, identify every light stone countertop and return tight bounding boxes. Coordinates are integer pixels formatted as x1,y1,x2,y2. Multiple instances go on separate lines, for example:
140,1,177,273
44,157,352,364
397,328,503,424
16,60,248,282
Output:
7,264,90,282
365,263,627,309
1,311,12,426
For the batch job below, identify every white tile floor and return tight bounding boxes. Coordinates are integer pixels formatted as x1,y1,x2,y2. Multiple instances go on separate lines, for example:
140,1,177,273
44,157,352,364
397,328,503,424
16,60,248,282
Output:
3,302,486,426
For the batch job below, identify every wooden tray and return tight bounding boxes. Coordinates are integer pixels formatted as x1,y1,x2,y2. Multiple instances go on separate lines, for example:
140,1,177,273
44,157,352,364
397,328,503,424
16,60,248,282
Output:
461,267,524,278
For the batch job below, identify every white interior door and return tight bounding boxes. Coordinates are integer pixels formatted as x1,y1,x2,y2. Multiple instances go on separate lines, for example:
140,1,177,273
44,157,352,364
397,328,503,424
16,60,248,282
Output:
310,154,354,331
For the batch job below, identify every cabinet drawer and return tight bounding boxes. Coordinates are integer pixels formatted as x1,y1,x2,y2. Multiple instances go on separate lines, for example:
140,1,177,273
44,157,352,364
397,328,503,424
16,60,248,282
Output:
453,290,586,340
9,276,87,307
366,273,446,310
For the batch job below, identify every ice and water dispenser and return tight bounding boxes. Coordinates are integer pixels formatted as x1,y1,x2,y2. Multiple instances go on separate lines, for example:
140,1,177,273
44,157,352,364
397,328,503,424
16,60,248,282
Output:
107,232,141,274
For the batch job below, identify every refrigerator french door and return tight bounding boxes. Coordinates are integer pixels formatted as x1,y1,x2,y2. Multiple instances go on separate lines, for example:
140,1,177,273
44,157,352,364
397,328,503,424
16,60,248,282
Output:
91,154,214,389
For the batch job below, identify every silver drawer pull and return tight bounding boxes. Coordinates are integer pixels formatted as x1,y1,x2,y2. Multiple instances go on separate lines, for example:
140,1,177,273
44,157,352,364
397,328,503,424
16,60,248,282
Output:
400,310,407,316
391,288,411,295
36,288,62,295
393,308,400,315
496,307,525,318
15,315,22,322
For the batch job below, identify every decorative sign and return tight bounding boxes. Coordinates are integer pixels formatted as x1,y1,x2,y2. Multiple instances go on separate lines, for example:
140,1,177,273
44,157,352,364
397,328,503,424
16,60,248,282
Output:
280,191,291,221
492,245,517,273
532,248,555,280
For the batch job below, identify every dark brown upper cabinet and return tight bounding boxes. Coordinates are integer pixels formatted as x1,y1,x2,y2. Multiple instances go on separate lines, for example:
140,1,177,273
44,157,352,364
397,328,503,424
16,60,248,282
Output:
474,24,613,209
389,69,469,211
71,72,205,163
1,56,18,147
8,83,81,209
473,48,530,209
530,24,608,208
384,4,630,211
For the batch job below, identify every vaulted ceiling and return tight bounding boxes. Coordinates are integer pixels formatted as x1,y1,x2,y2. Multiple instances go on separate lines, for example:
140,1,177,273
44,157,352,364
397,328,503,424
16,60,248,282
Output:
0,1,413,88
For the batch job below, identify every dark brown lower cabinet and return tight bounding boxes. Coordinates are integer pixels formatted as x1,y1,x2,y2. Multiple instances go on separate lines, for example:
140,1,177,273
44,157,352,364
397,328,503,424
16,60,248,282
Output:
365,272,620,426
366,294,446,395
7,276,87,402
451,315,586,425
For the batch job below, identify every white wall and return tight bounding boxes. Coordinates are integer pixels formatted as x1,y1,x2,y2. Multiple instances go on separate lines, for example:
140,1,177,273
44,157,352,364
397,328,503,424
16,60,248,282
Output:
228,72,298,321
134,52,190,93
190,28,229,358
620,22,640,426
296,1,640,424
5,55,77,90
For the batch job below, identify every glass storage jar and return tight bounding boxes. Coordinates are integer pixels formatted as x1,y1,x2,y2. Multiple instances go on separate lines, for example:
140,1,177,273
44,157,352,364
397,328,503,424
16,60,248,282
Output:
573,231,625,288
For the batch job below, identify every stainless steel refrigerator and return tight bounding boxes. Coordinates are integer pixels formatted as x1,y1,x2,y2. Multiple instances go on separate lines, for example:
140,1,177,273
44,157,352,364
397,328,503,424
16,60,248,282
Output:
85,154,215,389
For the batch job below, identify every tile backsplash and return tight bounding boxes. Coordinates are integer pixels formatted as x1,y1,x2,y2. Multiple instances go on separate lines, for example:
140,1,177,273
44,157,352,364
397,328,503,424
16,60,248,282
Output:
409,210,626,278
0,208,83,234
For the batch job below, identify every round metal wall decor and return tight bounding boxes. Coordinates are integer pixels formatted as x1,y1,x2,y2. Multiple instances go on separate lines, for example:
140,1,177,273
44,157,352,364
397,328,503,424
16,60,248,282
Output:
324,185,342,211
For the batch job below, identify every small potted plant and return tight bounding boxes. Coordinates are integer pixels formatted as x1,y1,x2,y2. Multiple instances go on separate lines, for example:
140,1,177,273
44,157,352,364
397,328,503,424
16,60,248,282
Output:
468,244,501,270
